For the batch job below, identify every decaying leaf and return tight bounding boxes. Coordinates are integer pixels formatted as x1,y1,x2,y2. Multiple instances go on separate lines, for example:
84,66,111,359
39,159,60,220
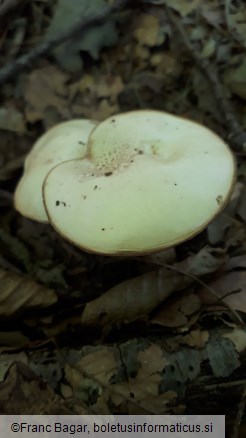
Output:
181,329,209,349
0,362,71,414
223,329,246,354
150,292,202,328
225,0,246,47
24,66,70,123
207,183,244,244
224,57,246,100
81,267,188,328
198,270,246,313
176,246,227,276
0,269,57,317
0,107,26,134
46,0,118,72
134,14,164,47
163,0,202,17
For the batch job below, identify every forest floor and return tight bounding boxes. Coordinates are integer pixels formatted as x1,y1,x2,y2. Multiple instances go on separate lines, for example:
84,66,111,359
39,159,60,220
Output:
0,0,246,436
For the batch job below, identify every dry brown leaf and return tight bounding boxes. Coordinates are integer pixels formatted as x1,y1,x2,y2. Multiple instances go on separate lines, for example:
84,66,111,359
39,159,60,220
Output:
151,292,202,328
142,248,176,266
65,347,118,413
129,72,164,93
75,348,118,386
110,344,173,413
96,75,124,101
0,107,26,133
0,332,29,349
223,329,246,353
134,15,163,47
72,98,119,121
0,269,57,316
81,267,187,328
165,0,202,17
24,66,70,123
224,255,246,271
181,329,209,349
176,246,227,276
0,362,71,414
137,344,169,378
208,182,244,244
225,0,246,47
198,271,246,313
200,4,224,30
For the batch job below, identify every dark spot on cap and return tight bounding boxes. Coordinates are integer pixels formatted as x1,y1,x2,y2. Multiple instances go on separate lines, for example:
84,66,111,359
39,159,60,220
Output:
78,141,85,145
91,174,95,177
174,183,177,186
56,200,66,207
94,186,98,190
104,172,113,177
101,228,105,231
111,119,115,123
216,195,223,205
138,150,143,154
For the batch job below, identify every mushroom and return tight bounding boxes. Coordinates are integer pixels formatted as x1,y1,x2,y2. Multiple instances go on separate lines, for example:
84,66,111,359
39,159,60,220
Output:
14,119,97,222
41,110,236,255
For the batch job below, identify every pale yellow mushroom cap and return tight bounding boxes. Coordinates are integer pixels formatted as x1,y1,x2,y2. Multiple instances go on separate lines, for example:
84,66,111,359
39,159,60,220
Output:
14,119,97,222
43,110,236,255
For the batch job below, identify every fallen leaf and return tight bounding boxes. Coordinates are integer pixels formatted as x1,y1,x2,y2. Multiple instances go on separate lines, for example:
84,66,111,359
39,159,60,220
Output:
151,292,202,328
134,14,164,47
223,329,246,353
96,75,124,101
0,269,57,316
177,246,227,276
0,362,71,414
24,66,69,122
0,107,26,133
225,0,246,47
198,270,246,313
224,58,246,100
81,267,187,328
164,0,202,17
181,329,209,349
46,0,118,72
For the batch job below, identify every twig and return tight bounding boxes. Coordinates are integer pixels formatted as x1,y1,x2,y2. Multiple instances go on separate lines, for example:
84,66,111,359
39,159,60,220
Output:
165,6,246,153
0,0,129,85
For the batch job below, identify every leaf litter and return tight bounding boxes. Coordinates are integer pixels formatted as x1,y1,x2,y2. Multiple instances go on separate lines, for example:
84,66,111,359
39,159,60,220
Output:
0,0,246,428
